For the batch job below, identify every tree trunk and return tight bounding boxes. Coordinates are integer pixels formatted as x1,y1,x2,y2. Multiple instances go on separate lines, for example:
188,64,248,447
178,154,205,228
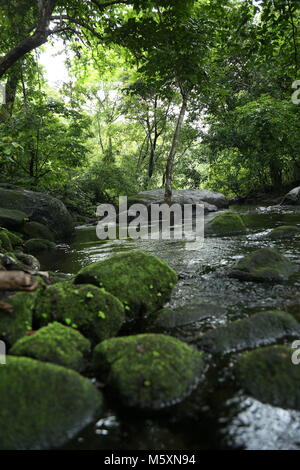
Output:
0,0,57,79
164,92,188,205
0,66,20,122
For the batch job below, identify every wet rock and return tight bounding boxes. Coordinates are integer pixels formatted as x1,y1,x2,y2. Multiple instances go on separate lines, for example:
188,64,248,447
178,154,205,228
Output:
0,208,28,231
229,247,299,282
0,292,35,345
128,189,229,210
282,186,300,205
92,333,204,410
22,221,55,241
205,211,246,236
235,345,300,410
266,225,300,239
0,252,40,272
152,303,225,329
33,282,125,344
24,238,56,255
197,311,300,355
0,186,74,241
74,252,178,322
0,356,103,450
10,322,91,372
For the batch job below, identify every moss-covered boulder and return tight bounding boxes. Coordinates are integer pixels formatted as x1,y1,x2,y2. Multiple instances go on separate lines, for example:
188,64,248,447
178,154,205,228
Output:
10,322,91,372
74,252,178,321
267,225,300,240
205,211,246,236
0,208,27,230
3,229,23,248
92,334,204,410
24,238,56,254
22,221,55,241
197,311,300,355
235,345,300,410
0,292,35,346
33,282,125,344
0,356,103,450
0,229,12,251
230,247,299,282
14,253,40,271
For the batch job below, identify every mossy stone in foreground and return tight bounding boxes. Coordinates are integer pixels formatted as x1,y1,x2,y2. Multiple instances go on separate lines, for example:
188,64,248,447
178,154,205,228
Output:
22,221,55,241
24,238,56,254
0,208,27,230
197,311,300,355
93,334,204,410
0,292,34,346
74,252,178,321
34,282,125,344
267,225,300,240
235,345,300,410
230,247,299,282
0,356,103,450
10,322,91,372
205,211,246,236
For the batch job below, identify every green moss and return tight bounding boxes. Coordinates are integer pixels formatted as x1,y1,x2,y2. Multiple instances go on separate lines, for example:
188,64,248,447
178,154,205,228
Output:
0,356,103,450
24,238,56,254
92,333,204,410
74,252,178,321
235,345,300,410
230,247,299,282
0,208,28,230
0,229,12,251
33,282,125,344
205,211,246,236
22,221,54,241
198,311,300,355
0,292,35,346
267,225,300,240
10,322,91,372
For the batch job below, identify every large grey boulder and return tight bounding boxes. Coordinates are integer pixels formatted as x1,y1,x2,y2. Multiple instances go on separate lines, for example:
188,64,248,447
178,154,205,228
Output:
0,185,74,241
128,189,229,212
282,186,300,205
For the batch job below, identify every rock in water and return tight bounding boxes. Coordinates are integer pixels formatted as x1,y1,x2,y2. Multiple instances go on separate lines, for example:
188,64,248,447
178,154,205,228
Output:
205,211,246,236
92,334,204,410
197,311,300,355
230,247,299,282
282,186,300,205
10,322,91,372
235,345,300,410
0,186,74,241
266,225,300,239
0,356,103,449
74,252,178,321
33,282,125,344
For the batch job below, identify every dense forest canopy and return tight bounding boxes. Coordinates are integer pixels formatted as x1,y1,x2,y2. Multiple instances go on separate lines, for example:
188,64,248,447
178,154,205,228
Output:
0,0,299,212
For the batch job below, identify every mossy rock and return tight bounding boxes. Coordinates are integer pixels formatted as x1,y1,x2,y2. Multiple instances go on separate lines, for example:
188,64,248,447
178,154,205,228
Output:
205,211,246,236
24,238,56,254
0,229,12,251
74,252,178,321
92,333,204,410
0,208,28,230
0,292,35,346
197,311,300,355
267,225,300,240
10,322,91,372
33,282,125,344
0,356,103,450
3,229,23,248
14,252,40,271
230,247,299,282
22,221,55,241
235,345,300,410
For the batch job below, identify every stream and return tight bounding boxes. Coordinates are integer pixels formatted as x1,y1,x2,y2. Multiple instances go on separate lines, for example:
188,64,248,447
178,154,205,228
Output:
39,205,300,450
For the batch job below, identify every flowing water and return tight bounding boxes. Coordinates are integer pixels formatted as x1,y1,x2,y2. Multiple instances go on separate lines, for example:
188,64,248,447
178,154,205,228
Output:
39,205,300,450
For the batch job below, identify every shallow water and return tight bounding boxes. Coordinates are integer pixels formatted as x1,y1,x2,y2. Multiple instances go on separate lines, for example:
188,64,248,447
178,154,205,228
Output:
40,205,300,450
